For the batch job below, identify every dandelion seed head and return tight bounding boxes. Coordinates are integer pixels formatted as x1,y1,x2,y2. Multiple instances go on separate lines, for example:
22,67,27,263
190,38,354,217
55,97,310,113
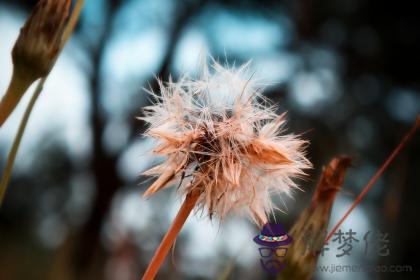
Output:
140,59,311,226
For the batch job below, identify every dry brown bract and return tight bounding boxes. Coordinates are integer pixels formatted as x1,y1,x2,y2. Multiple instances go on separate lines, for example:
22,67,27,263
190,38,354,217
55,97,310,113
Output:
140,61,311,226
12,0,71,82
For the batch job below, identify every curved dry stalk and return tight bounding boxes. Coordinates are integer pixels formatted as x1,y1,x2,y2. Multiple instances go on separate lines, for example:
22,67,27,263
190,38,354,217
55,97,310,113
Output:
0,0,85,207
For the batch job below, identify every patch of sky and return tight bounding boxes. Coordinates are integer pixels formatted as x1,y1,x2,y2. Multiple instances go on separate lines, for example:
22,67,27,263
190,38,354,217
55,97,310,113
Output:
173,8,297,87
173,28,209,75
98,0,176,118
113,0,175,32
317,196,372,280
290,69,340,113
117,137,159,182
199,7,291,57
386,88,419,123
101,28,167,117
80,0,107,47
288,46,344,114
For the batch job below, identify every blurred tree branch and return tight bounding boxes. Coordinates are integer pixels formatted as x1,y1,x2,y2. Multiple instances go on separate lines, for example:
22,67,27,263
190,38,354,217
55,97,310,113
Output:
70,0,209,278
130,0,208,138
71,0,123,278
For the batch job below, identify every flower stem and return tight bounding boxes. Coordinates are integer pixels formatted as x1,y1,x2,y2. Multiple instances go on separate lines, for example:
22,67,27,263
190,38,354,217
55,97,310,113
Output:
0,69,33,126
324,117,419,244
0,0,85,207
142,190,200,280
0,79,44,205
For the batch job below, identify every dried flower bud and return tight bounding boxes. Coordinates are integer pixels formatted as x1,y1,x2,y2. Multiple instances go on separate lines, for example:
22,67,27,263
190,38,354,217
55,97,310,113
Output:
279,156,352,280
12,0,71,82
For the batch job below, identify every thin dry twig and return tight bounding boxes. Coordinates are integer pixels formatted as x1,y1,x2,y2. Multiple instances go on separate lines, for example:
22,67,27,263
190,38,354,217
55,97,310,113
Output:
324,117,419,244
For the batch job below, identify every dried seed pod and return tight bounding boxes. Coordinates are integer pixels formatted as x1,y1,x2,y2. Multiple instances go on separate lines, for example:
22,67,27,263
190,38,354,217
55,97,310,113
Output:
12,0,71,82
0,0,71,126
279,156,352,280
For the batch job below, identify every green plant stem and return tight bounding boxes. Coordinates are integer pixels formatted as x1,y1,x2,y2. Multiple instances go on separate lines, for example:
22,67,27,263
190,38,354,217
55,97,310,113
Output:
0,70,33,126
0,0,85,207
0,79,44,205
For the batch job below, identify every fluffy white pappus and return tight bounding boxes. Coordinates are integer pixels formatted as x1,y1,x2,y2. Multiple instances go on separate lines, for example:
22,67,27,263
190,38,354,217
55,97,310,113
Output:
140,60,311,226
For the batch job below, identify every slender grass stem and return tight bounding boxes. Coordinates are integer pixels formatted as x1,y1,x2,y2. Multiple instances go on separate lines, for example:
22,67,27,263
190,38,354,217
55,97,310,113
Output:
0,0,85,207
0,79,44,205
62,0,85,48
324,117,419,244
142,190,200,280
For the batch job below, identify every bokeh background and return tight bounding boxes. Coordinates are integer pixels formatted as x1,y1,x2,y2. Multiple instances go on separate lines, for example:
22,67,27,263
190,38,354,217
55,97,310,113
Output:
0,0,419,279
